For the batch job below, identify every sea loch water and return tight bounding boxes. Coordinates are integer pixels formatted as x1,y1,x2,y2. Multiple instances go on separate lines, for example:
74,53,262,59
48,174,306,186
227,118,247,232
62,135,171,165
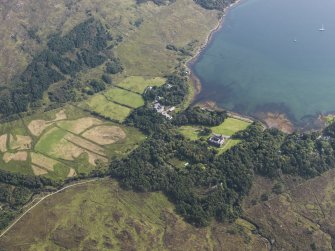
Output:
192,0,335,126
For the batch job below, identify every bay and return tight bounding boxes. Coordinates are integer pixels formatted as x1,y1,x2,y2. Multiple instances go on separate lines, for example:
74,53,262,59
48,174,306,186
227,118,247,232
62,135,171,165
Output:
192,0,335,126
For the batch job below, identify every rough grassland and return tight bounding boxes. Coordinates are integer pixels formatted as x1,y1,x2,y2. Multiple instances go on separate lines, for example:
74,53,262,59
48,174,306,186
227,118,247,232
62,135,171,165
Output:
0,134,7,153
1,0,217,85
104,88,145,108
27,110,67,137
9,135,32,151
243,168,335,250
116,76,166,94
82,125,126,145
3,151,28,163
0,180,267,251
57,117,103,134
117,0,219,77
85,94,132,122
34,127,68,155
31,152,58,172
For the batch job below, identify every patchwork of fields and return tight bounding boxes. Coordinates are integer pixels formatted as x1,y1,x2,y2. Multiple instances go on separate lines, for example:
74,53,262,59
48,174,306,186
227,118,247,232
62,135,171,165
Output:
0,106,145,180
83,76,166,122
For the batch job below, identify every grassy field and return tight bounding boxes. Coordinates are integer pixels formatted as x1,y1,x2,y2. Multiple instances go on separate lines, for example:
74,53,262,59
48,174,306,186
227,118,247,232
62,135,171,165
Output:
116,76,166,94
178,117,251,153
0,179,268,251
85,95,133,122
178,125,202,141
0,106,145,179
104,87,145,108
211,118,251,136
35,127,68,155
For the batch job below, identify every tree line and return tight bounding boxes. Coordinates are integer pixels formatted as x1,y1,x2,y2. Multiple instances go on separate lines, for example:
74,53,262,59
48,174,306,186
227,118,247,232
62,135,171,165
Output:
0,18,123,120
194,0,237,11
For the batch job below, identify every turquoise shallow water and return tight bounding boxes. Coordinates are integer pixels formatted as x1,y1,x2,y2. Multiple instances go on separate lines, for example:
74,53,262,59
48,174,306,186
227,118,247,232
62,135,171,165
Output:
192,0,335,125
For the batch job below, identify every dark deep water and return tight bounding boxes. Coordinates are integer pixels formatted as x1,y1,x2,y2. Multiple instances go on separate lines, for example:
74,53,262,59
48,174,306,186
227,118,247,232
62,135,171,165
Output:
192,0,335,125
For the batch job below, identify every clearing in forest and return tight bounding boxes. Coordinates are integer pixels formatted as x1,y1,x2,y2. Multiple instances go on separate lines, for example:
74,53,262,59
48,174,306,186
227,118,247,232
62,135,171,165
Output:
82,125,126,145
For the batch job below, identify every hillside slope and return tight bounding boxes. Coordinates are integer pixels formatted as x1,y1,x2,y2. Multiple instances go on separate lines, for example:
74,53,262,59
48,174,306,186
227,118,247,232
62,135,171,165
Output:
0,179,268,251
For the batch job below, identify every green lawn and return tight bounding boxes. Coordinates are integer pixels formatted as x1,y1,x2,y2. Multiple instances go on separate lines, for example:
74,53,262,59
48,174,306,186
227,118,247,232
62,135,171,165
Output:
116,76,166,94
104,87,144,108
211,118,251,136
178,125,202,141
178,117,251,153
86,94,133,122
216,139,242,155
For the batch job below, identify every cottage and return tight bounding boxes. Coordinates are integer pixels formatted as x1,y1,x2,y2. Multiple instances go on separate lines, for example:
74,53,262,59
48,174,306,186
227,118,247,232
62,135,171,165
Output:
208,134,225,147
153,102,173,119
153,102,164,113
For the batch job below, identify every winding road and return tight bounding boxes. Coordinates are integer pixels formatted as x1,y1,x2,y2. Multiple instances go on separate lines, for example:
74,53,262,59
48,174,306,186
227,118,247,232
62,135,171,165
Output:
0,178,101,239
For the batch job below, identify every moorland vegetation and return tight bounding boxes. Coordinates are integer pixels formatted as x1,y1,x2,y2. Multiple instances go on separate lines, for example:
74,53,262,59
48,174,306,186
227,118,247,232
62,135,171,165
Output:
2,2,335,247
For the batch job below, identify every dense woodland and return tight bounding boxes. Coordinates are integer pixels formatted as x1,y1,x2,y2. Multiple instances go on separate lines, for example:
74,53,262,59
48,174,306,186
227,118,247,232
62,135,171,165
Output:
143,75,188,106
0,18,122,120
194,0,237,10
113,74,335,226
0,171,59,229
174,107,227,126
136,0,236,10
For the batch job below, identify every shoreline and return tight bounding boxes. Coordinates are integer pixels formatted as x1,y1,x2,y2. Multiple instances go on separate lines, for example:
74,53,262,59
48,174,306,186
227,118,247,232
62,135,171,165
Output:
184,0,326,133
186,0,243,98
185,0,257,123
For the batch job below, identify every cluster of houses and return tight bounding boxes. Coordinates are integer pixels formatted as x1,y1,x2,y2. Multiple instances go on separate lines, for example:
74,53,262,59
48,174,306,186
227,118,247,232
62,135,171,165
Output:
147,84,228,148
153,101,175,120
